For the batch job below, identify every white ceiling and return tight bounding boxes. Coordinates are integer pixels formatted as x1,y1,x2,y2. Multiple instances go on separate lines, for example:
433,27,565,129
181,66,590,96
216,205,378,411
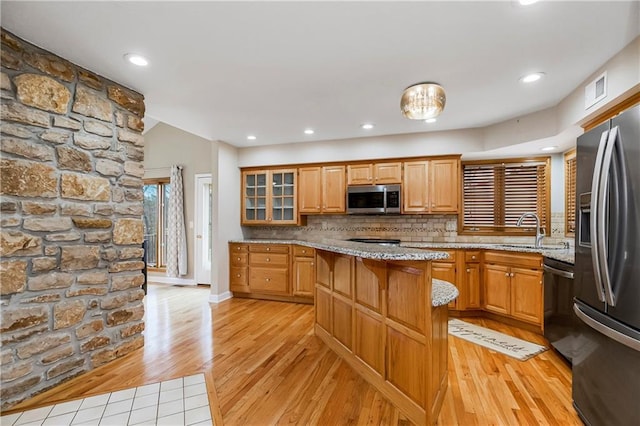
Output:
2,1,639,149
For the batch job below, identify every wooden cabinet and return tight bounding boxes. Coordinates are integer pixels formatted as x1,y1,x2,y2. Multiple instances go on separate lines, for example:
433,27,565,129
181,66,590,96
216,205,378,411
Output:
298,166,346,214
347,162,402,185
242,169,298,225
463,251,481,309
248,244,289,295
292,246,315,297
402,157,460,213
229,243,249,293
482,251,543,327
229,243,313,303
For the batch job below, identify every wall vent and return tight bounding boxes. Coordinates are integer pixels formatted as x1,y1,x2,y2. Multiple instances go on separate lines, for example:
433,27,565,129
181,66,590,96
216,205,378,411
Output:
585,71,607,110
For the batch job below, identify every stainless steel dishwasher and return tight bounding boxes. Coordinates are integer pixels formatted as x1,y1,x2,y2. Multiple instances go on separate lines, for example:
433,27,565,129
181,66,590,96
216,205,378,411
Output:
543,257,577,364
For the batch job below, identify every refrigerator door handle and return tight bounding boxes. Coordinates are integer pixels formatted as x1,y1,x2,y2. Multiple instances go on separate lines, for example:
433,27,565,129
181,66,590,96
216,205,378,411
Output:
597,127,618,306
574,303,640,352
590,129,609,303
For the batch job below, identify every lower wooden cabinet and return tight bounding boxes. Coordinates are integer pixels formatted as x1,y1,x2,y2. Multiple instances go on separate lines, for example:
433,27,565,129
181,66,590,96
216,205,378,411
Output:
292,246,315,297
483,251,543,327
228,243,313,303
431,250,457,309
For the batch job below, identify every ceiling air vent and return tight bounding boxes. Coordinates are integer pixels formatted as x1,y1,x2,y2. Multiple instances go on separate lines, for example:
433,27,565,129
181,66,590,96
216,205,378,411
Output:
585,71,607,110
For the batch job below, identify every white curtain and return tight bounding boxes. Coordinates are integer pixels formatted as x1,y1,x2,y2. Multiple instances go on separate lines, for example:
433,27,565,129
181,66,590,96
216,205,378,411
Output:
166,165,187,277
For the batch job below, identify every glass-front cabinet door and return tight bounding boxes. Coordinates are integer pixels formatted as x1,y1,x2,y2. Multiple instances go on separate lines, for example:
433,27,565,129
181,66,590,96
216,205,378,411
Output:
242,169,298,225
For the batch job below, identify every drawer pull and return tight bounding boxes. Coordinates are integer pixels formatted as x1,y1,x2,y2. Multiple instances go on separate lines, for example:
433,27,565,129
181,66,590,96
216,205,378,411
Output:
266,278,271,282
472,255,476,259
302,249,306,254
237,257,241,261
266,247,271,251
466,268,470,273
266,258,271,262
236,274,241,278
505,273,509,277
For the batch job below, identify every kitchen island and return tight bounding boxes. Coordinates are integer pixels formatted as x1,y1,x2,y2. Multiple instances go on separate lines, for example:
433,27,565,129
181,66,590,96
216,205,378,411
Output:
310,241,457,426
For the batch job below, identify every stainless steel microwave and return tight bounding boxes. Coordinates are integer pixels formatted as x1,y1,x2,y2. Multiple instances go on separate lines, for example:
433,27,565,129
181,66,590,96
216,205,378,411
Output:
346,184,401,214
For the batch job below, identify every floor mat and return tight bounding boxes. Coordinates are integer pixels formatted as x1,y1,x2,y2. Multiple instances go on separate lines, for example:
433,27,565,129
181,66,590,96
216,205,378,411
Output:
448,318,547,361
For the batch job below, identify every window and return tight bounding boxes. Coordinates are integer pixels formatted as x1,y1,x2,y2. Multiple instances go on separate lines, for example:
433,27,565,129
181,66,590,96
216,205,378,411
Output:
564,149,576,236
461,158,550,235
143,179,170,269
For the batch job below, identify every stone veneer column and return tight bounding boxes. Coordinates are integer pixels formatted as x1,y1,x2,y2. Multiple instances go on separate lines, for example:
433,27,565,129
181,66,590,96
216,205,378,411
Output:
0,29,146,410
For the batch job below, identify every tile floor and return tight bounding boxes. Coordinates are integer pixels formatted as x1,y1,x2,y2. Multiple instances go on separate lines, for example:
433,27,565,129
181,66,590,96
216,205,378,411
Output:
0,374,213,426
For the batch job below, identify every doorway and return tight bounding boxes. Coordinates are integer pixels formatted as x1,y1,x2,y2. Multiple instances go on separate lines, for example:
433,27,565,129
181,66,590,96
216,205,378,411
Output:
195,174,212,285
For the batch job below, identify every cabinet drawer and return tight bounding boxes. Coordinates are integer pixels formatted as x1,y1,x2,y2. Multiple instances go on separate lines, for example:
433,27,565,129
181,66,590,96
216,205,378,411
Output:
249,253,289,266
231,253,248,266
465,251,480,263
229,243,248,253
230,266,249,292
249,267,289,293
249,244,290,254
293,246,315,257
484,251,542,269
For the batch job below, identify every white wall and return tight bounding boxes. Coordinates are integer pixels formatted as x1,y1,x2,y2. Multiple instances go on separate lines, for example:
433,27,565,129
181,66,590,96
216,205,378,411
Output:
210,141,243,302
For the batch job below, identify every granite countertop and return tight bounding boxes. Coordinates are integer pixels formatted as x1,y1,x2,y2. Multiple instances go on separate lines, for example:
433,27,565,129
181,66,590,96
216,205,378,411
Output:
432,279,459,307
232,238,451,261
400,242,575,264
231,238,575,264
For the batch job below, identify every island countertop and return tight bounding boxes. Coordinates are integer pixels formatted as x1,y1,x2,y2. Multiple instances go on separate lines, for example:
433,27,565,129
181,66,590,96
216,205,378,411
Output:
231,238,574,264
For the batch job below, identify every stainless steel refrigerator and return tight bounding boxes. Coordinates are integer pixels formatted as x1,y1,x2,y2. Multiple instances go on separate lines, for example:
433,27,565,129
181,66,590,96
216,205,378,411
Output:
573,104,640,426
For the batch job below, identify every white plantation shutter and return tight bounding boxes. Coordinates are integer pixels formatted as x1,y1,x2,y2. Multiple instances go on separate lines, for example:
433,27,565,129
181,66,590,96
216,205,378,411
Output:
463,160,549,233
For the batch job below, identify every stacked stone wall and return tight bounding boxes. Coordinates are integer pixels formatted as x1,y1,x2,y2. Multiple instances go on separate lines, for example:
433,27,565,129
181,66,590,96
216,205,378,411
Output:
0,29,146,410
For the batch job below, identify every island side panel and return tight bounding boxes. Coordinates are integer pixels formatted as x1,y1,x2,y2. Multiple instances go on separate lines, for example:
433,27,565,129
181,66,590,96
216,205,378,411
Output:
314,249,447,426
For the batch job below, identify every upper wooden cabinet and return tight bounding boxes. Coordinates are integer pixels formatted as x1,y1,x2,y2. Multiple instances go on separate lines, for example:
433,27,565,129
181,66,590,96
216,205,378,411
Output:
402,157,460,213
347,162,402,185
242,169,298,225
298,166,346,214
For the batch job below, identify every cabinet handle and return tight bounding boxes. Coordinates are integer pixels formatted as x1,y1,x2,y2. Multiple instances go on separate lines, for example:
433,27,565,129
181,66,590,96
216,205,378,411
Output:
266,247,270,251
302,250,306,254
505,273,509,277
266,278,271,282
236,274,241,278
237,257,241,261
466,268,470,273
472,255,476,259
511,273,515,277
266,258,271,262
311,263,314,266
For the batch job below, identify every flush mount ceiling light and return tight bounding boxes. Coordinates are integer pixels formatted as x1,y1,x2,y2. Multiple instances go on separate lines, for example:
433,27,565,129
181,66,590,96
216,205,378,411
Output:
520,72,545,83
361,123,374,130
400,82,446,120
424,118,437,124
519,0,539,5
304,129,315,135
123,53,148,67
247,135,257,141
541,146,558,151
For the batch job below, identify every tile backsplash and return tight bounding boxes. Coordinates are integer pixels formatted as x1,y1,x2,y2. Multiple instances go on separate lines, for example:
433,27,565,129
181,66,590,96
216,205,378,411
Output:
244,212,574,246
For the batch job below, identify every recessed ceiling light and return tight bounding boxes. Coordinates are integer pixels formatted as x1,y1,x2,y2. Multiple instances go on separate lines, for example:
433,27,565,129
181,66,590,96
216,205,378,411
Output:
519,0,539,5
541,146,558,151
424,118,437,124
520,72,545,83
361,123,374,130
124,53,148,67
304,129,314,135
247,135,257,140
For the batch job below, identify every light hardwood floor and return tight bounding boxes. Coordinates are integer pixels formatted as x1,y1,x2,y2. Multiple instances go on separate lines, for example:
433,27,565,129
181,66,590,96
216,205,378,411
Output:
6,284,582,425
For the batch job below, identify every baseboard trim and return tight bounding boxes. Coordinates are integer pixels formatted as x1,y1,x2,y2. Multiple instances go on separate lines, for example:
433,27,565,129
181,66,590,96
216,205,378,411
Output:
148,275,196,286
209,291,233,304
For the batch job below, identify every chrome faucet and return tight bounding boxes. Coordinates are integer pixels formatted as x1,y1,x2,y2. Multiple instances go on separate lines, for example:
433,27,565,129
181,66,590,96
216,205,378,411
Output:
516,212,545,248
